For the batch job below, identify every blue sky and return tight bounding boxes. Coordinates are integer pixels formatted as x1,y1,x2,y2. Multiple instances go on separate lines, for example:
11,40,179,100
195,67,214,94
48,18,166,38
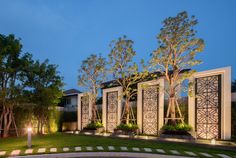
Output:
0,0,235,90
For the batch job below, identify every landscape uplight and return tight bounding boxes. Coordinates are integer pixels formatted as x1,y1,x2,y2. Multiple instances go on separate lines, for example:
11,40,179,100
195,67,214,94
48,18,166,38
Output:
211,138,216,145
27,127,32,148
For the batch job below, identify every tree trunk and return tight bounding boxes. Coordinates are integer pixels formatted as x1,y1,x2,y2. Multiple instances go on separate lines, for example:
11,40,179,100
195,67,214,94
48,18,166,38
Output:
125,99,130,124
92,101,97,123
168,84,177,125
2,106,12,138
169,97,176,125
37,116,40,134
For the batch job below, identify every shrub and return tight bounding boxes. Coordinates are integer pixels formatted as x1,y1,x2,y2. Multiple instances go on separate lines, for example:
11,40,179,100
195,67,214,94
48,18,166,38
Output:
162,123,192,132
84,122,103,130
116,123,138,132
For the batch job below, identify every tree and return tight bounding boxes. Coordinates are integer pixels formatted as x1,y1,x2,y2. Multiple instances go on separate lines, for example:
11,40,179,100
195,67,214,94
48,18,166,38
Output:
108,36,147,124
24,59,63,134
78,54,106,123
150,11,205,124
0,34,32,137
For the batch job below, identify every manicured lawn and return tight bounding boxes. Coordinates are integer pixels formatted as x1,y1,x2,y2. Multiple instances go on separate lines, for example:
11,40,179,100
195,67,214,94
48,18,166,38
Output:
0,133,235,157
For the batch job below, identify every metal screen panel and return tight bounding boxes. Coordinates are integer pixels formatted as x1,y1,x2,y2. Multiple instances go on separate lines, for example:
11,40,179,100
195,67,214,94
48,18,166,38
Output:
106,91,118,132
195,75,221,139
142,85,159,135
81,96,89,129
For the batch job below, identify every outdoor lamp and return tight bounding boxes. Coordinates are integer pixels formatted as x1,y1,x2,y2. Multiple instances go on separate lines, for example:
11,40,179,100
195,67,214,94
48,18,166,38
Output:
27,127,32,148
211,138,216,145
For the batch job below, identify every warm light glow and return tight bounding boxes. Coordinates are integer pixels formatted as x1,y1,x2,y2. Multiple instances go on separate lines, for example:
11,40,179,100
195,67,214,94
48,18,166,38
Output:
27,127,32,132
211,139,216,145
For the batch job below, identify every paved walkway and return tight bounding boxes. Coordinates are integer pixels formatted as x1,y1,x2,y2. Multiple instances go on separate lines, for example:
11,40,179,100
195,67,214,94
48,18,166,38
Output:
2,145,233,158
13,152,191,158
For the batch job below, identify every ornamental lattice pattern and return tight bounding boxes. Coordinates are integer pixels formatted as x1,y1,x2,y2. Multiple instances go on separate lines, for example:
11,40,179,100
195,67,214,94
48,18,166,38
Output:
81,96,89,129
195,75,221,139
107,91,118,132
142,85,159,135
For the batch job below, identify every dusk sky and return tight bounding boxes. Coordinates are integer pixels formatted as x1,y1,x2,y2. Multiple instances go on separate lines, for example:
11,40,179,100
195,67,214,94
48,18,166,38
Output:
0,0,235,91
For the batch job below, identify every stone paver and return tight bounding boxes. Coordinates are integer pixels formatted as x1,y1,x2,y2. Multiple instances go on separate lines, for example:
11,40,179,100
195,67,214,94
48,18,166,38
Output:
25,149,33,154
75,146,81,151
38,148,46,153
120,146,128,151
11,150,21,156
156,149,166,153
144,148,152,152
200,152,213,157
184,151,197,156
86,147,93,151
50,148,57,152
132,147,140,151
96,146,104,150
170,150,180,155
63,147,69,152
108,146,115,150
216,154,231,158
0,151,6,156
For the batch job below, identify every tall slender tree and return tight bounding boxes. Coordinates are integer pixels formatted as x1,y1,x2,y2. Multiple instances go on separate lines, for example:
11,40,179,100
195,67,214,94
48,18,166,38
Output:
78,54,106,123
0,34,32,137
150,11,205,124
109,36,147,124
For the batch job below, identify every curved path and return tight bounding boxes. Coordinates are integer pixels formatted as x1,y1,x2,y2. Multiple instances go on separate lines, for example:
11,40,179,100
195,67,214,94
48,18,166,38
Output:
14,152,191,158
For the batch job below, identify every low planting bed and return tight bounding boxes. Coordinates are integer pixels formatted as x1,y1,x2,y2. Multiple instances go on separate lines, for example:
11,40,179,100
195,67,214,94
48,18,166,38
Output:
160,123,195,140
80,122,104,134
113,123,139,136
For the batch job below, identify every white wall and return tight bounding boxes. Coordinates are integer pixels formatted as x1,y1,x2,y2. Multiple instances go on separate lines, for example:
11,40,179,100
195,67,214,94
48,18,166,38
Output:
65,95,78,111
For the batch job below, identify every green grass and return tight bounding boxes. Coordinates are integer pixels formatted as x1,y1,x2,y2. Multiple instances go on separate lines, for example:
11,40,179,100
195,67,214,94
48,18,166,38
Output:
0,133,235,157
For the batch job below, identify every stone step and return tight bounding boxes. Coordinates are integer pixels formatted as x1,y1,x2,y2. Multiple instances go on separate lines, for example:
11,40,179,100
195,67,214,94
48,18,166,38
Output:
25,149,33,154
38,148,46,153
132,147,140,151
11,150,21,156
156,149,166,153
75,146,81,151
184,151,197,156
199,152,213,157
143,148,152,152
120,146,128,151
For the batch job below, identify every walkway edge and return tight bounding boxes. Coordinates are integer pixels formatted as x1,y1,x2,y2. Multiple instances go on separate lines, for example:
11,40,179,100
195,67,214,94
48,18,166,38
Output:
13,152,191,158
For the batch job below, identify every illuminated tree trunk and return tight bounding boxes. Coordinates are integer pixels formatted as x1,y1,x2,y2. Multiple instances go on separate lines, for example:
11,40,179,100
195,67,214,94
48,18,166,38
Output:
1,106,15,138
125,99,130,124
91,101,97,123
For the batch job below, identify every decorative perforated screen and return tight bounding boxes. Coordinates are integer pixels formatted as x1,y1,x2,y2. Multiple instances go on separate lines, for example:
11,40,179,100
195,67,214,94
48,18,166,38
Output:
142,85,159,135
106,91,118,132
81,96,89,129
195,75,221,139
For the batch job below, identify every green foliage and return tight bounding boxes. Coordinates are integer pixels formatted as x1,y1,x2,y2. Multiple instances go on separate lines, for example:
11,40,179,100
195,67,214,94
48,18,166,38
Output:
78,54,106,121
108,36,148,124
150,11,205,92
116,123,138,132
48,108,61,133
149,11,205,123
0,34,34,137
162,123,192,132
84,121,103,130
23,59,64,134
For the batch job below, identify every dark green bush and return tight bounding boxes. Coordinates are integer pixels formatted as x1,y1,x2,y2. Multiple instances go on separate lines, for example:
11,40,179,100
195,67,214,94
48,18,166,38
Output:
84,122,103,130
162,123,192,132
116,123,138,132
